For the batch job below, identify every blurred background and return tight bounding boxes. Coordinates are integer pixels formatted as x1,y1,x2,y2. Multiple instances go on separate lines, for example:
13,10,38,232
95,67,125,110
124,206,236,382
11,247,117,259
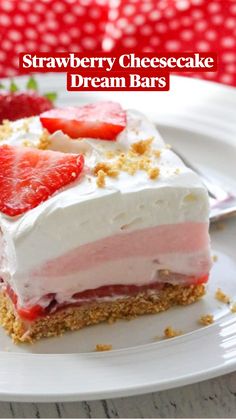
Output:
0,0,235,87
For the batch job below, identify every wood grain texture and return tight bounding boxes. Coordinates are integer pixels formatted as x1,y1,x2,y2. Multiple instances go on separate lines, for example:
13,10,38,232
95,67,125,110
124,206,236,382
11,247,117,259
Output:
0,372,236,418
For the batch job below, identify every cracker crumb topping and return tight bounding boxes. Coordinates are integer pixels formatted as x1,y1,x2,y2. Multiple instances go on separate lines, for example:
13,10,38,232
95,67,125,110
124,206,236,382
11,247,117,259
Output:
95,138,162,187
22,119,31,133
95,344,112,352
215,288,230,304
131,137,153,155
0,120,13,140
105,150,116,159
153,149,161,158
93,162,119,178
148,167,160,180
164,326,182,339
22,139,33,147
96,170,106,188
199,314,214,325
38,129,51,150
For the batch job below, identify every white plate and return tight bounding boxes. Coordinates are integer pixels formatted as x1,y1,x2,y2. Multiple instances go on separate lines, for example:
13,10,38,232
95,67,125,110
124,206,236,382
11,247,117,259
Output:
0,75,236,402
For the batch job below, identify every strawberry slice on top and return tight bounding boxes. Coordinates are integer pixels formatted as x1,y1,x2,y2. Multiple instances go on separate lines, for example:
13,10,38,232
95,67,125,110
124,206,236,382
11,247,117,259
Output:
40,101,126,140
0,145,84,217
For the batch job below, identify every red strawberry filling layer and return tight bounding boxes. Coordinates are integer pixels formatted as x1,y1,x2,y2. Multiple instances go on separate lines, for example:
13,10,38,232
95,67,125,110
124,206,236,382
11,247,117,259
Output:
6,274,209,321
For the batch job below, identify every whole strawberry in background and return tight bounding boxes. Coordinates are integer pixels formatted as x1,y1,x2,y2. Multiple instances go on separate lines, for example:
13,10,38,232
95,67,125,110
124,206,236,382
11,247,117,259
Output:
0,78,57,124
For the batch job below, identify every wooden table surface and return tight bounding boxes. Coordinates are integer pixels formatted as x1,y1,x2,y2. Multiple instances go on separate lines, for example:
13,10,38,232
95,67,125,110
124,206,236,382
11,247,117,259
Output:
0,371,235,418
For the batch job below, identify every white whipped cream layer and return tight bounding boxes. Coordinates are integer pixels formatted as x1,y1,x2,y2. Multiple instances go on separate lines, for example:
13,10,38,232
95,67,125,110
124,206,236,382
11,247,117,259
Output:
0,110,210,307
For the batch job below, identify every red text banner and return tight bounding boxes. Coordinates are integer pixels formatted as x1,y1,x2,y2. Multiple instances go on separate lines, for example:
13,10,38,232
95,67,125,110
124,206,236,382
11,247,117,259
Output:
18,52,217,91
67,71,169,91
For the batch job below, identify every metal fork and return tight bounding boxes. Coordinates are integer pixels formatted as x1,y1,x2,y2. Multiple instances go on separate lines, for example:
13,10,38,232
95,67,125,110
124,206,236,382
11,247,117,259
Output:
172,148,236,223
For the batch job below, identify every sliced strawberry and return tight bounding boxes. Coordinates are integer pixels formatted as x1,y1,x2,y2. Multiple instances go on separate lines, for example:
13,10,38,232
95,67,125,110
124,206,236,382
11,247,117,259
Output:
40,101,126,140
0,145,84,217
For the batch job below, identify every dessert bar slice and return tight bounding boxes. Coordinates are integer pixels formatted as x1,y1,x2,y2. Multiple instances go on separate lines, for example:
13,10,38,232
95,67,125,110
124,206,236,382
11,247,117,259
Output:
0,102,211,342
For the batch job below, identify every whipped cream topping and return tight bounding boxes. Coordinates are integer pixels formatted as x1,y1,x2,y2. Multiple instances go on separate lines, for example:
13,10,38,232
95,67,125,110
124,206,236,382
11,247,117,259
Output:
0,110,210,307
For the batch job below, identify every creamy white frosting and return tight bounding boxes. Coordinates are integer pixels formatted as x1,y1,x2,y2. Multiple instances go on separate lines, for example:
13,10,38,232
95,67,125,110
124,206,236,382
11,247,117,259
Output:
0,110,210,307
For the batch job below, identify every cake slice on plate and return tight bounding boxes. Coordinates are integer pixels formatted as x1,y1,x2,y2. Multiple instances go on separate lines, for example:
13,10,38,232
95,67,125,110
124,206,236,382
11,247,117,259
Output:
0,101,211,343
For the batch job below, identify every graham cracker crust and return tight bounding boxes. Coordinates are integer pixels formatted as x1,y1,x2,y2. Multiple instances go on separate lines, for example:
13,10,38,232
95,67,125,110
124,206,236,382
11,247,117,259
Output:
0,283,205,343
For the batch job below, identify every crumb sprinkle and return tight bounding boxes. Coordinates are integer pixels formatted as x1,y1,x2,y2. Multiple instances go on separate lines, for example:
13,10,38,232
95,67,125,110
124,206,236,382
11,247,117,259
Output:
215,288,230,304
95,344,112,352
38,129,51,150
131,137,153,155
199,314,214,325
94,136,167,188
22,119,30,133
96,170,106,188
105,150,116,159
22,139,33,147
153,149,161,158
93,162,119,178
94,140,161,186
0,119,13,140
148,167,160,180
163,326,182,339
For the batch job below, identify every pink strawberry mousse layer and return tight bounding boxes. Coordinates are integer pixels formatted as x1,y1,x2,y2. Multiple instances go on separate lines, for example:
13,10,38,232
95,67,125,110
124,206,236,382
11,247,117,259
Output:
6,222,211,310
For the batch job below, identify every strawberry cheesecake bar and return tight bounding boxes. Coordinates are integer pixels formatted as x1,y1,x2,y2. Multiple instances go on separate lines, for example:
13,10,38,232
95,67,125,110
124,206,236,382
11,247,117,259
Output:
0,101,211,342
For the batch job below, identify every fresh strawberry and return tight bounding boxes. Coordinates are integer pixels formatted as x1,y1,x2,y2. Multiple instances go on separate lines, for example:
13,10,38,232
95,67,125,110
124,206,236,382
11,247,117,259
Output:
0,145,84,217
40,101,126,140
0,91,53,123
0,78,56,123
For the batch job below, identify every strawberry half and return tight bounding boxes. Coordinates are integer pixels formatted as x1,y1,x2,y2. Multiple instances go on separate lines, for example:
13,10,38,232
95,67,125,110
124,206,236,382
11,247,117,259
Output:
40,101,126,140
0,145,84,217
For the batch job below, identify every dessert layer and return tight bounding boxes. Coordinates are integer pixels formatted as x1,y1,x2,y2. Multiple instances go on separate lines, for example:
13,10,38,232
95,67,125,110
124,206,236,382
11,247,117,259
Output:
0,109,211,312
2,222,211,308
0,284,205,343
